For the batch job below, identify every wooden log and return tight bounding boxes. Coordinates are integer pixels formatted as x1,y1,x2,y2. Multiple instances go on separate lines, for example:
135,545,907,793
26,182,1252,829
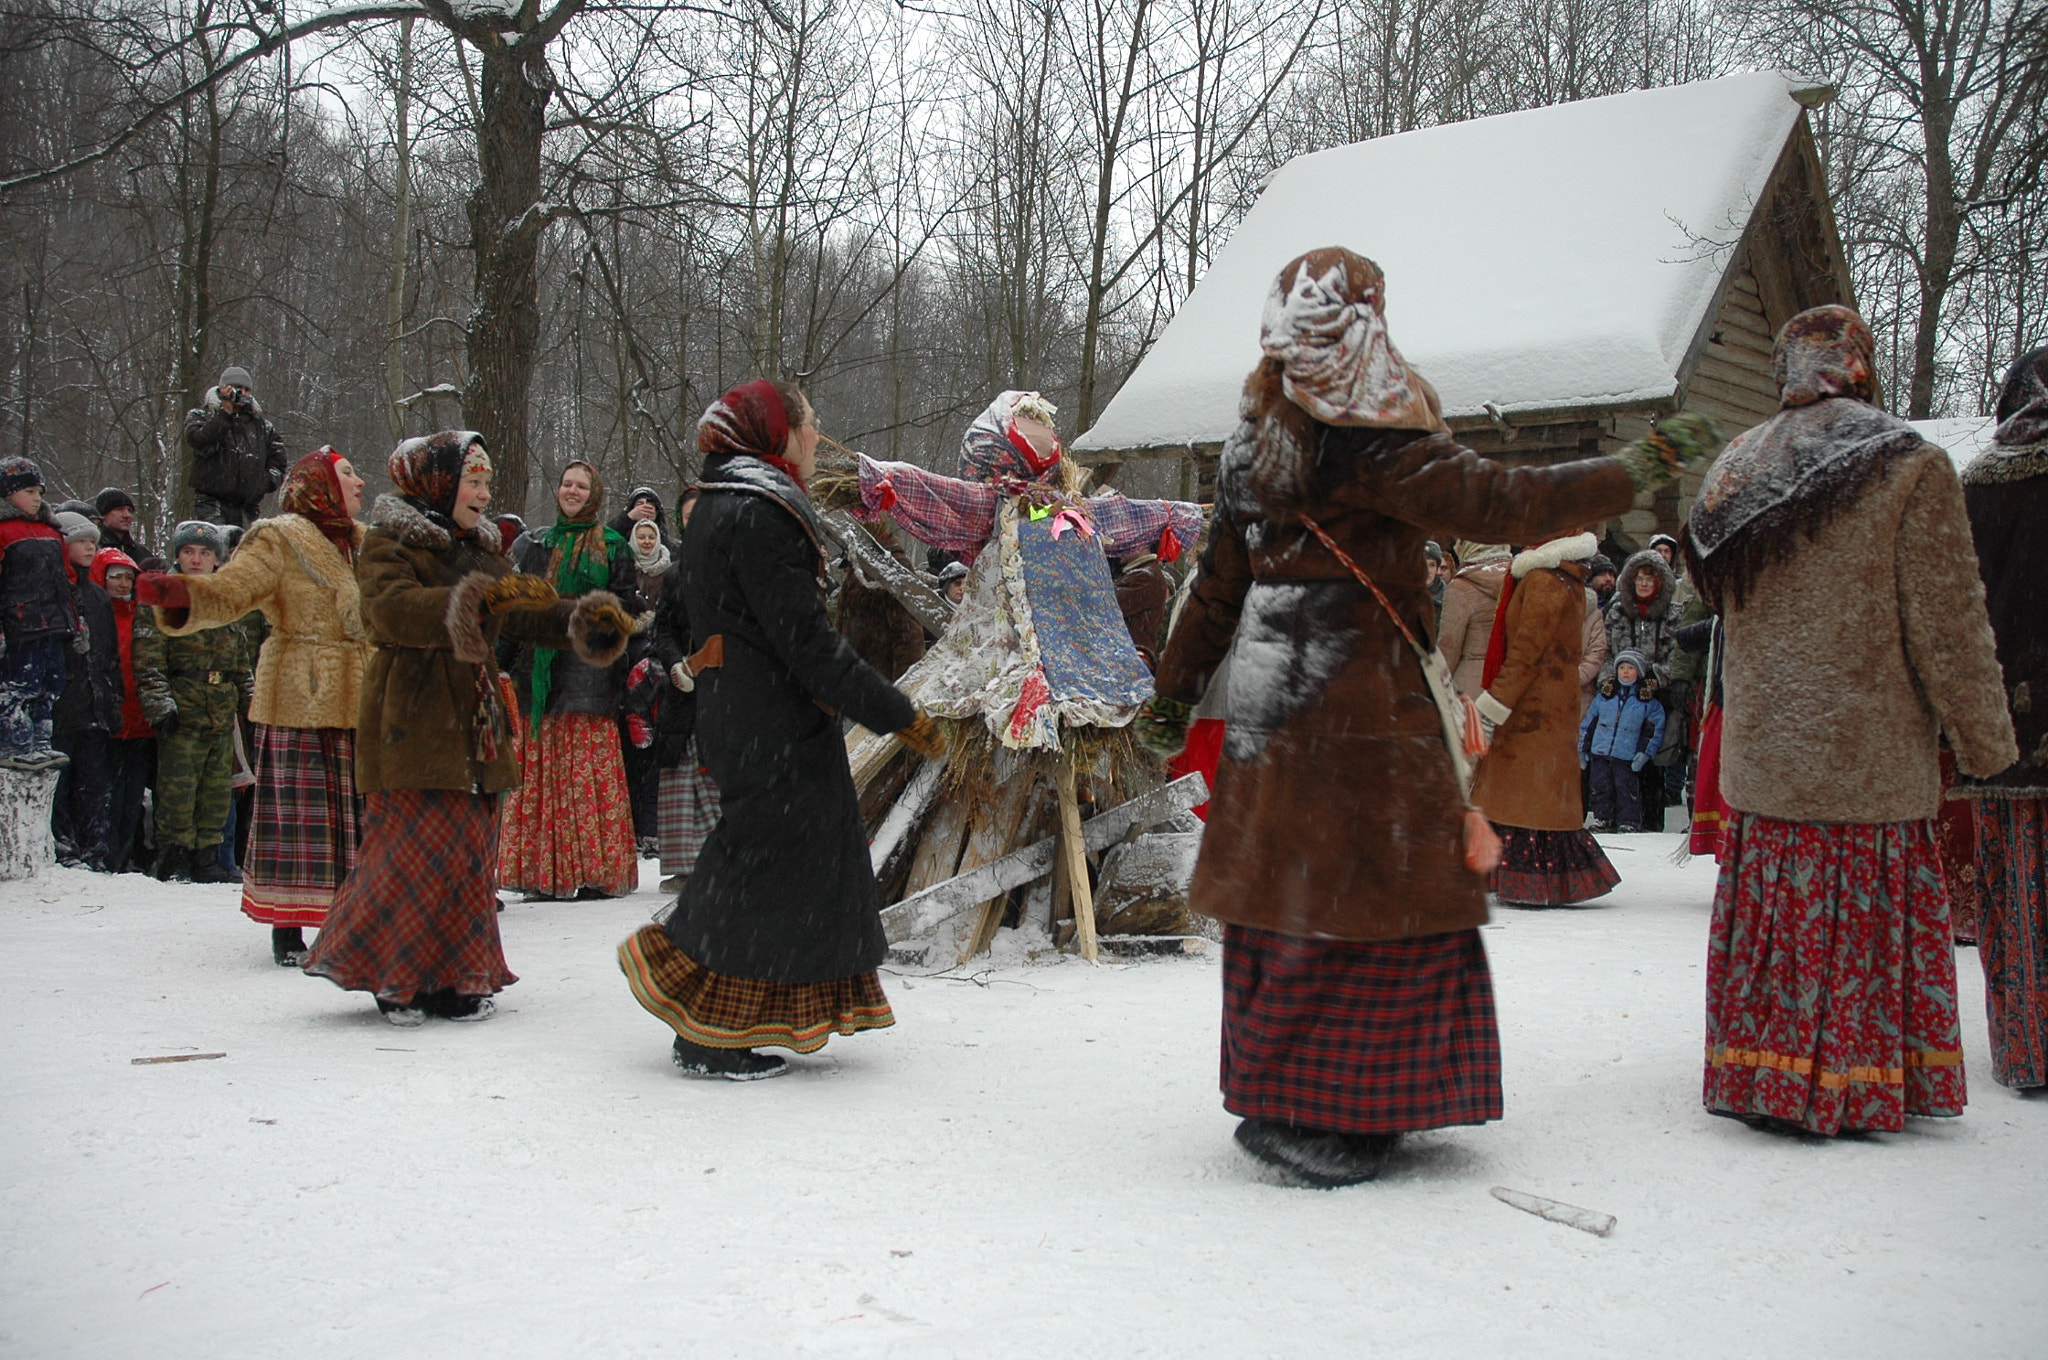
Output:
901,791,972,899
881,773,1209,943
956,777,1039,963
817,508,953,637
1055,762,1100,962
870,757,946,874
0,766,60,879
845,725,902,793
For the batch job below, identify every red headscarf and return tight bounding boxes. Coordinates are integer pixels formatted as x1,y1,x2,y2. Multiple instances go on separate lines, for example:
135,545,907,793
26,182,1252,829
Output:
281,446,358,559
698,379,803,487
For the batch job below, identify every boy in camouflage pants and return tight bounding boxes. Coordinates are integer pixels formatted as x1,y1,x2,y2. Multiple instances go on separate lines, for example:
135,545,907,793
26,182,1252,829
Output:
133,521,256,882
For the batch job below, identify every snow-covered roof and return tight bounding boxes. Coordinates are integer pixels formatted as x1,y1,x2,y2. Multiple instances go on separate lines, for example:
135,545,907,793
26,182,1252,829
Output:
1077,71,1822,453
1909,416,1997,470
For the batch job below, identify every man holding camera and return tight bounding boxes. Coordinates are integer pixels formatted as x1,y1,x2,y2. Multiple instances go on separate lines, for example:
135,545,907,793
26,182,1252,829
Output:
183,366,287,528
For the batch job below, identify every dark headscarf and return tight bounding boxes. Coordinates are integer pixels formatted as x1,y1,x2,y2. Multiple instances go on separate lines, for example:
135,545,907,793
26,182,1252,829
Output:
1991,345,2048,449
1687,306,1922,608
389,430,489,528
280,446,357,560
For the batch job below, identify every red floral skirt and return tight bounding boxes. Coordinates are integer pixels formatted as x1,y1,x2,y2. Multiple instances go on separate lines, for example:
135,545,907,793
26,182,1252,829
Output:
304,789,516,1003
240,724,361,929
1703,811,1965,1133
498,711,639,897
1220,924,1502,1135
1937,749,1980,943
1974,797,2047,1089
1489,825,1619,906
618,925,894,1053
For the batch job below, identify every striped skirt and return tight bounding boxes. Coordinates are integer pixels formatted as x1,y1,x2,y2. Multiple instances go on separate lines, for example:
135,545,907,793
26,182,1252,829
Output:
657,739,721,880
618,925,894,1054
1703,811,1965,1133
498,711,639,898
1975,797,2047,1089
240,724,360,928
304,789,516,1004
1220,925,1503,1135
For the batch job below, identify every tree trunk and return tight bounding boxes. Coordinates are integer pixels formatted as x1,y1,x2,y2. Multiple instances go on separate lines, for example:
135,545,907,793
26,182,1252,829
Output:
382,16,415,446
1910,73,1959,420
462,37,552,515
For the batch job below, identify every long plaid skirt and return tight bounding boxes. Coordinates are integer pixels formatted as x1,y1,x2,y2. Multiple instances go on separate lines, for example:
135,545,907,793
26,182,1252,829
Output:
657,740,721,880
240,724,361,928
1489,825,1619,906
1220,924,1503,1135
1703,811,1965,1133
499,711,639,898
618,924,893,1054
304,789,516,1004
1975,797,2047,1089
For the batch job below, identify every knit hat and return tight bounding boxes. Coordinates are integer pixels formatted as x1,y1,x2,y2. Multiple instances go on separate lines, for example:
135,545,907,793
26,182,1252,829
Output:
1614,648,1650,679
0,455,43,497
55,511,100,544
936,560,969,584
1648,533,1679,555
1423,540,1443,563
169,520,226,562
94,487,136,517
626,486,662,512
1587,554,1618,578
218,366,253,391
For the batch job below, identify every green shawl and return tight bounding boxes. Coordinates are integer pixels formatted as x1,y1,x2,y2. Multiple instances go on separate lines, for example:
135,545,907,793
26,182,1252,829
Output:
529,467,622,723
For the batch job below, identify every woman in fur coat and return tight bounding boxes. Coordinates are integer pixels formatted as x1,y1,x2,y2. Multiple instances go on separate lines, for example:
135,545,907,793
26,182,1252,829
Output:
304,432,631,1025
1136,247,1718,1186
1688,306,2017,1136
619,380,942,1080
498,461,639,900
136,448,370,965
1469,531,1620,905
1954,345,2048,1090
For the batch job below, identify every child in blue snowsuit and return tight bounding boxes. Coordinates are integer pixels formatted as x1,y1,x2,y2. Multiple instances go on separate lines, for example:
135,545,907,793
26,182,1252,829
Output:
1580,647,1666,832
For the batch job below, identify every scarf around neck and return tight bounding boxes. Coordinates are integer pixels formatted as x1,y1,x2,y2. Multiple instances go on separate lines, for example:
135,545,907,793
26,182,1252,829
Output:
530,460,619,723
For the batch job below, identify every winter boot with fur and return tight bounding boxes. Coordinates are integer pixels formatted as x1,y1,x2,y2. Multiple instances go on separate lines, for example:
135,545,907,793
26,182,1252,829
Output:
1233,1118,1399,1188
670,1035,788,1081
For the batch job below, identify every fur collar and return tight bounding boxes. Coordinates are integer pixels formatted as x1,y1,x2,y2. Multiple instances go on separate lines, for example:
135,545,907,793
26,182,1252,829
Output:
368,493,500,555
1610,548,1677,615
1961,440,2048,486
1511,532,1598,579
0,497,55,528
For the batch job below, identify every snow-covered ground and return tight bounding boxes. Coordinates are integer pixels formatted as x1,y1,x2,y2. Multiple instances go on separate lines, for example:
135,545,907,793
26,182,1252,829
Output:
3,834,2042,1358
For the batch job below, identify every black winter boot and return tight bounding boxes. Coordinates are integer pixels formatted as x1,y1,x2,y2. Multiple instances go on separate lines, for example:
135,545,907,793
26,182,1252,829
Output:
271,927,309,968
670,1035,789,1081
1233,1118,1399,1187
152,845,191,883
190,846,234,884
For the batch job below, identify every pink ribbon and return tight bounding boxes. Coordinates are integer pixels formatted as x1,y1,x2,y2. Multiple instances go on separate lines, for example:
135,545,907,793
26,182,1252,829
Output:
1044,507,1094,540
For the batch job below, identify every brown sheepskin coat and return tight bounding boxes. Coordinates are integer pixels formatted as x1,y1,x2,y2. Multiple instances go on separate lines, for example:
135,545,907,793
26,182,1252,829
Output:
1707,444,2016,824
1439,557,1509,698
1156,413,1635,944
156,512,369,730
1470,539,1598,831
354,495,625,796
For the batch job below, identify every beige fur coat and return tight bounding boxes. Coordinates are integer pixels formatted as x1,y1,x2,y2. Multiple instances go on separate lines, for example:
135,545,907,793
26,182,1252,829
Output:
158,513,370,730
1714,444,2016,824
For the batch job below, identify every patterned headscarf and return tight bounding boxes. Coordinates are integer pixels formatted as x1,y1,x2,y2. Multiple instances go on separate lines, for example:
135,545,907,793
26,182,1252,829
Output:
1259,248,1445,433
958,390,1063,483
699,379,790,465
528,460,621,724
389,430,489,522
281,446,357,559
1773,304,1878,408
1991,345,2048,449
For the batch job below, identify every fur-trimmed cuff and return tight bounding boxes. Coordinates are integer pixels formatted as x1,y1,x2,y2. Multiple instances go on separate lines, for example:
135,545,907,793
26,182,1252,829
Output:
568,590,631,668
447,571,496,664
1475,691,1512,727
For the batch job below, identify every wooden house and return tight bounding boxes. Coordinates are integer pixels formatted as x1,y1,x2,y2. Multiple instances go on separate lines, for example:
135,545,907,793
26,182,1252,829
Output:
1072,72,1858,547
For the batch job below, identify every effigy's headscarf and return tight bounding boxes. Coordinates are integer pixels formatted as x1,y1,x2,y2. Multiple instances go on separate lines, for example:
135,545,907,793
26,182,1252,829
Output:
389,430,490,529
1687,305,1922,608
958,390,1063,483
281,446,357,560
530,459,620,724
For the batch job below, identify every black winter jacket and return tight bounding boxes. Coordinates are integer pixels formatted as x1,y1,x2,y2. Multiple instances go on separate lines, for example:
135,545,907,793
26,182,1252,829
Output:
644,561,698,763
505,526,635,717
55,577,121,733
662,455,916,983
0,501,80,644
184,389,287,508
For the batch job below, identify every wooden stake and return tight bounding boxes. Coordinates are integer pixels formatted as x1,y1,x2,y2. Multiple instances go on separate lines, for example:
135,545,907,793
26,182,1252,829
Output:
1055,760,1098,962
956,776,1037,964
